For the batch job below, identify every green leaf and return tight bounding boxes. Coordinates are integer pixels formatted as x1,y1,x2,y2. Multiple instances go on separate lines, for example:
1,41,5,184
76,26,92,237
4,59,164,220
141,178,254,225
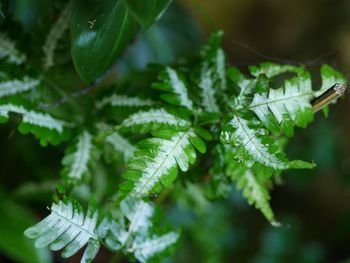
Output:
0,191,51,263
71,0,140,83
71,0,172,83
125,0,172,29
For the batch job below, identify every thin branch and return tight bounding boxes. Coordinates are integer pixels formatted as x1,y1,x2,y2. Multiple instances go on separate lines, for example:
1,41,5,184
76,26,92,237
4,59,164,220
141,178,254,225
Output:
38,67,116,109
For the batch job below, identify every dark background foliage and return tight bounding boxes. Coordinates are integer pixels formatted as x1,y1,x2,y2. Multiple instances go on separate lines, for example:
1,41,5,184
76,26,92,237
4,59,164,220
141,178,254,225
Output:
1,0,350,262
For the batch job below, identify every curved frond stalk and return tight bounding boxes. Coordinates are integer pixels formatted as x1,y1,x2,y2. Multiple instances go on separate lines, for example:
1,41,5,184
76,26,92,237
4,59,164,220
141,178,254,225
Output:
106,131,136,161
0,77,39,98
24,200,100,262
43,1,72,69
248,67,314,135
153,67,193,110
96,94,155,109
131,232,179,263
62,131,93,181
120,108,190,133
0,33,26,65
198,63,219,112
121,129,206,197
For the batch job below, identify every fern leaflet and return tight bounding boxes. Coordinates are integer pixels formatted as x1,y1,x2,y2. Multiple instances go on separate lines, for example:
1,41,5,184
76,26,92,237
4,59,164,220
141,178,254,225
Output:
105,131,136,161
153,67,194,110
120,129,206,197
0,103,70,145
43,1,72,69
24,200,100,263
0,77,39,98
96,94,156,109
131,232,180,263
198,63,220,112
120,108,190,133
248,67,313,135
0,33,26,65
227,157,278,225
103,198,179,263
201,30,227,91
221,114,313,170
61,131,94,182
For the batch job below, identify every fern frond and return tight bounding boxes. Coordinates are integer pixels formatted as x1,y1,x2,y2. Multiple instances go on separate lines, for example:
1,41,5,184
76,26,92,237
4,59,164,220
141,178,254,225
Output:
24,200,100,263
227,158,278,225
248,67,314,135
103,198,179,263
198,63,220,112
106,131,136,161
61,131,94,182
153,67,193,110
0,33,26,65
131,232,179,263
105,198,154,249
121,129,206,197
221,114,287,169
120,108,190,134
96,94,156,109
221,114,313,170
0,77,39,98
43,1,72,69
201,30,227,91
0,103,70,145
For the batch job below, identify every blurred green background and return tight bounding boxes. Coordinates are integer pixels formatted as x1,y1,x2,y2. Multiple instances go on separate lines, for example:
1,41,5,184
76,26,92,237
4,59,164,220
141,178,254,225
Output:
1,0,350,262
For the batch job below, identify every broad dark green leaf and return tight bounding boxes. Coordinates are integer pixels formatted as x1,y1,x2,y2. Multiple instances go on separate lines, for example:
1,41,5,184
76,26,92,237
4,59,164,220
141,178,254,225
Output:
125,0,172,29
71,0,140,83
71,0,172,83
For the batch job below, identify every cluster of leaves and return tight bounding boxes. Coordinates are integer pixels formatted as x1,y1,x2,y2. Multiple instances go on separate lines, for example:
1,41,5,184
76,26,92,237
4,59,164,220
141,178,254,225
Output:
0,0,346,262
